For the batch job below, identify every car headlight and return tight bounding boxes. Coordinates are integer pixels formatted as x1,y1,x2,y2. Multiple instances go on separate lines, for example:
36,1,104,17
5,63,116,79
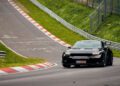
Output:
91,55,101,58
92,49,104,55
65,51,70,55
92,51,100,55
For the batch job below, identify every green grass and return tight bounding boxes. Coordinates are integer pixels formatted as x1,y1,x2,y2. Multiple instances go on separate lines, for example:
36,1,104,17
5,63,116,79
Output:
96,14,120,42
38,0,120,43
38,0,120,42
113,49,120,57
0,42,45,68
17,0,86,45
16,0,120,57
38,0,93,31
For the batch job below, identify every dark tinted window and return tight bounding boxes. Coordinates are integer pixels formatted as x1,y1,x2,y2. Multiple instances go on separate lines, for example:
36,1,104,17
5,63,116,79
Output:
73,40,102,49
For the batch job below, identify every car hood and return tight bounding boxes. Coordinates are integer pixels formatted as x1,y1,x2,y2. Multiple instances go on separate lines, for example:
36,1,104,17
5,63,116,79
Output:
66,48,101,55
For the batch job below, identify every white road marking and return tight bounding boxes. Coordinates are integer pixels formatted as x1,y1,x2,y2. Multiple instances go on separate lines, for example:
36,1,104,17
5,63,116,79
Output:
2,35,18,39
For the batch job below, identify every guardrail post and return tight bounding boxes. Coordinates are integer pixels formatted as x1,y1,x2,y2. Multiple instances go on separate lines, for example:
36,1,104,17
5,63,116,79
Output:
104,0,107,17
0,51,6,58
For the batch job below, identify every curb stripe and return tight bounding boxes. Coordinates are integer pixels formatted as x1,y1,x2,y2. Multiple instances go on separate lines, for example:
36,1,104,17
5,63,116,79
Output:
37,64,48,69
44,62,52,67
22,66,34,71
28,65,41,70
35,64,44,68
0,0,60,75
11,67,29,72
8,0,71,47
0,70,7,75
0,68,17,73
0,62,57,75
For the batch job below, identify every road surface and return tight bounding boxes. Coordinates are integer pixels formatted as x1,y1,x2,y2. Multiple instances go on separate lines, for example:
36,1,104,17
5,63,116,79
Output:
0,0,120,86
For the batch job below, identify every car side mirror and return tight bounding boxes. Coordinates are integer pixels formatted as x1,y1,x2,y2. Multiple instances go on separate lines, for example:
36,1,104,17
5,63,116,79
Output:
104,41,111,48
105,41,111,46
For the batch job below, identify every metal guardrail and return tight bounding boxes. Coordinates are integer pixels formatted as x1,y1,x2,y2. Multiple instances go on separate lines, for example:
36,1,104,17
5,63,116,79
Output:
0,51,6,57
30,0,120,50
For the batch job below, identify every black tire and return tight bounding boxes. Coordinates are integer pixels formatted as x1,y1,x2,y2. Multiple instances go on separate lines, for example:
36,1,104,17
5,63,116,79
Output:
107,57,113,66
99,59,107,67
106,49,113,66
62,58,70,68
62,63,70,68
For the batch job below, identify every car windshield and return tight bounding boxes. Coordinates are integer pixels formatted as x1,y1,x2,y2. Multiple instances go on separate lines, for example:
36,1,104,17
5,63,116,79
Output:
72,40,102,49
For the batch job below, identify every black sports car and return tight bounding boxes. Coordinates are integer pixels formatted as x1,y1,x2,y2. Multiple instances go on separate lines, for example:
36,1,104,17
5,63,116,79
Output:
62,40,113,68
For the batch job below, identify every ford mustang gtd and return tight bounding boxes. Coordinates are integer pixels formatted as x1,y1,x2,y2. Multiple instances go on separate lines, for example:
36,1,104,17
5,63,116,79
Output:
62,40,113,68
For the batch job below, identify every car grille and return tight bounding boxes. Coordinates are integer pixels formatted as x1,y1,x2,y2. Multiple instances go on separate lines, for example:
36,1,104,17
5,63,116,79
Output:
70,53,93,56
70,56,89,59
69,53,93,59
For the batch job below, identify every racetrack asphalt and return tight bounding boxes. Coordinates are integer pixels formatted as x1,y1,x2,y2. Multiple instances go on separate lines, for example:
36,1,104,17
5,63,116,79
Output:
0,0,120,86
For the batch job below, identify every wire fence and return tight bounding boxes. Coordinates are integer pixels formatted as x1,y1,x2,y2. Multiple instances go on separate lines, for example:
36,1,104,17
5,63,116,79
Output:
89,0,112,32
74,0,120,32
74,0,101,8
74,0,120,14
30,0,120,50
112,0,120,14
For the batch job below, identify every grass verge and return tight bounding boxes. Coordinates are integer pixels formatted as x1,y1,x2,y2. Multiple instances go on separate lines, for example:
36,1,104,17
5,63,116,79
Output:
38,0,120,43
16,0,86,45
16,0,120,57
38,0,93,31
96,14,120,42
0,42,45,68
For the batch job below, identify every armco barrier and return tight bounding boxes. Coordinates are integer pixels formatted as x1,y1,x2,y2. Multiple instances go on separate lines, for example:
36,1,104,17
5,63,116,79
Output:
30,0,120,50
0,51,6,57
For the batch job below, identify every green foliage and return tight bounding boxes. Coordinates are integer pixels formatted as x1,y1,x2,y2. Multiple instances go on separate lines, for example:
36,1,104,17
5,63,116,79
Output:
38,0,120,43
96,14,120,42
38,0,93,31
113,49,120,57
0,43,44,68
17,0,120,58
17,0,86,45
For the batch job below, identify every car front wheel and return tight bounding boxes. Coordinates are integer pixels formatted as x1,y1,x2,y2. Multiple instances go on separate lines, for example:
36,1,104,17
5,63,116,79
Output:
62,63,70,68
99,59,107,67
107,57,113,66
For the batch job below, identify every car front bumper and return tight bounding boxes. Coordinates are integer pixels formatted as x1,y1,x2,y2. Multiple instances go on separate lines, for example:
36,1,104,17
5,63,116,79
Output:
62,57,104,66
